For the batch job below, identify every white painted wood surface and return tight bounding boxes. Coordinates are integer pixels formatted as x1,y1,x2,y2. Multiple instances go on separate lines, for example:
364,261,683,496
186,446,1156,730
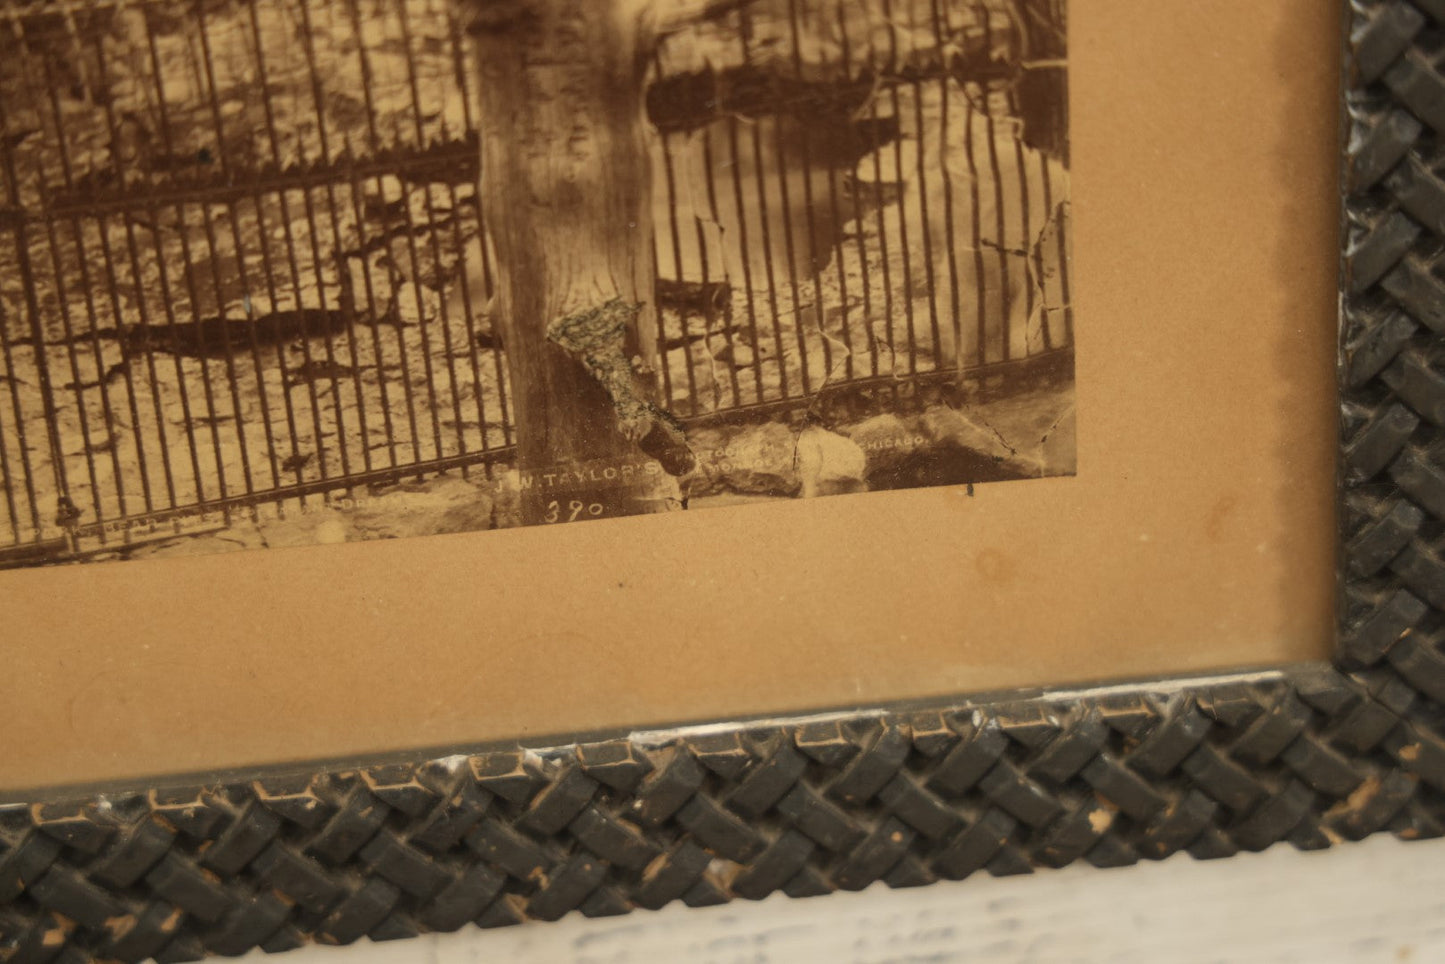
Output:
253,833,1445,963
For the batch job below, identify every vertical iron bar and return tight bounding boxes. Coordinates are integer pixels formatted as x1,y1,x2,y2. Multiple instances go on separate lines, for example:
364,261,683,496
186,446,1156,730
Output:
475,212,511,447
36,217,105,538
385,144,446,464
296,0,372,481
369,16,446,466
55,9,135,526
930,0,962,373
1035,141,1054,352
723,114,767,402
1052,0,1073,345
0,290,20,543
344,0,425,463
1055,117,1073,341
66,222,131,532
805,0,856,384
765,116,812,393
963,89,988,367
246,193,311,497
193,0,283,498
879,0,918,376
31,53,107,537
688,138,719,411
342,0,410,468
243,0,335,494
736,6,791,400
285,195,358,485
441,0,512,450
393,0,463,462
0,271,39,540
980,10,1012,362
445,0,478,133
390,0,468,462
139,18,226,509
835,0,876,379
170,144,261,511
339,166,402,467
650,244,675,409
206,13,311,509
444,1,496,463
181,192,260,510
442,192,492,458
654,111,702,417
87,36,186,514
92,219,157,518
0,375,21,544
138,202,212,509
0,88,72,540
863,28,897,376
783,0,833,385
699,129,742,409
907,0,943,372
1010,85,1034,354
140,17,238,506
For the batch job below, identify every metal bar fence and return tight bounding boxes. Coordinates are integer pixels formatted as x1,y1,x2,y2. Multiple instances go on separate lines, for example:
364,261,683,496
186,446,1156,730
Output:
0,0,1072,554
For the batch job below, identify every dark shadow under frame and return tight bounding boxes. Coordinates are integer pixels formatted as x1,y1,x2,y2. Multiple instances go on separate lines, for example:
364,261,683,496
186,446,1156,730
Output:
3,1,1445,960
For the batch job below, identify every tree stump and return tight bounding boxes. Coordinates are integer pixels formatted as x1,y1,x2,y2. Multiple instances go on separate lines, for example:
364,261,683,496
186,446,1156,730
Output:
462,0,695,526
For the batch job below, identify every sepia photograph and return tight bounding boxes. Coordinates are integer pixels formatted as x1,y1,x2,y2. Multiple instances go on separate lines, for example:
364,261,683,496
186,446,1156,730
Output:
0,0,1073,566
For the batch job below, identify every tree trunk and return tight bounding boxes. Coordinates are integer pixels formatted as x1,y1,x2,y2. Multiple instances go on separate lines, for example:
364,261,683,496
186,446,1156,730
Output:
463,0,694,526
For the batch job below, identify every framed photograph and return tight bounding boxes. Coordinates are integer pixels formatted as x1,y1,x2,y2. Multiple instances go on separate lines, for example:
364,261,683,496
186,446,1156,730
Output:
1,0,1440,959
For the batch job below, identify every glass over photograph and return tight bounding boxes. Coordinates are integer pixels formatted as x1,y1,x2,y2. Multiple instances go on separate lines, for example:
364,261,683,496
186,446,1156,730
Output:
0,0,1073,566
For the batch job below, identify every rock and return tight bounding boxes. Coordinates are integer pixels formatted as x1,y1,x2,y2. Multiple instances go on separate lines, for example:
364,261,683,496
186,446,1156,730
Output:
347,475,493,540
846,413,926,477
919,385,1077,479
255,508,347,549
842,406,1055,491
918,406,1015,463
919,404,1054,483
314,517,349,545
796,426,867,498
972,390,1075,467
488,470,524,529
708,422,799,496
241,474,494,548
678,426,730,496
434,491,498,535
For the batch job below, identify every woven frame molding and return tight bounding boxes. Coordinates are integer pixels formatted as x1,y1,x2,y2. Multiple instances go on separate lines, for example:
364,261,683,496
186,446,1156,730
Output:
4,1,1445,961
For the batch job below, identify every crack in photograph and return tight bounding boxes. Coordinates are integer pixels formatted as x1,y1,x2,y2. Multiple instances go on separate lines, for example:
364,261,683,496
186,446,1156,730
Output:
0,0,1073,567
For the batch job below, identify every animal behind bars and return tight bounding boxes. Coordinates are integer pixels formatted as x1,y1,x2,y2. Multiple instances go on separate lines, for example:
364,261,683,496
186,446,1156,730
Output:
641,7,1071,375
908,78,1071,369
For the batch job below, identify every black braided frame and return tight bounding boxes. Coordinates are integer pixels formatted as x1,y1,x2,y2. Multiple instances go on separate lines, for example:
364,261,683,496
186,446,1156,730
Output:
3,2,1445,961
